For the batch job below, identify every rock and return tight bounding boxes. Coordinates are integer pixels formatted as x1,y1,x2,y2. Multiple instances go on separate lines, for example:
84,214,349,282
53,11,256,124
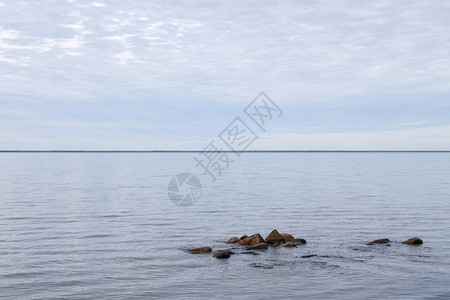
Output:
290,238,307,245
280,233,294,242
226,237,240,244
264,229,285,245
301,254,317,258
246,243,269,250
385,244,391,247
238,234,265,246
240,234,248,240
213,250,235,259
402,237,423,245
281,242,296,247
188,246,212,253
367,238,390,245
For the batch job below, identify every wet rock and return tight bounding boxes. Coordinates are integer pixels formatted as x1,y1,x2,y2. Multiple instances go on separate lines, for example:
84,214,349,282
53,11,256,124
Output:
367,238,390,245
264,229,285,245
385,244,391,247
188,246,212,254
239,234,265,246
280,233,294,242
281,242,296,247
226,237,240,244
213,250,235,259
246,243,269,250
240,234,248,240
402,237,423,245
290,238,307,245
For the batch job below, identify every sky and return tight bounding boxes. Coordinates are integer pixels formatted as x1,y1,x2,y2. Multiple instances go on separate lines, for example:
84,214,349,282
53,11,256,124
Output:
1,0,450,150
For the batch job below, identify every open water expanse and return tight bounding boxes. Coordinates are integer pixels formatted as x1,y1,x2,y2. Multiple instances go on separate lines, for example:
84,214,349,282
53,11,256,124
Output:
1,152,449,299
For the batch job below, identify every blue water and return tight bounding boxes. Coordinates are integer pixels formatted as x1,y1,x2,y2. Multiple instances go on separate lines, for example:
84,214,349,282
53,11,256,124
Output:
1,152,449,299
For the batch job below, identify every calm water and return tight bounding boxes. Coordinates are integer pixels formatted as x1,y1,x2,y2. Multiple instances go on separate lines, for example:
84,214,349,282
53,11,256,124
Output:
1,152,450,299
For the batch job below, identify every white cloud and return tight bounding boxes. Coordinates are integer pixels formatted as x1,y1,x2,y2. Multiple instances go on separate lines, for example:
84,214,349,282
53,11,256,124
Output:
0,27,18,39
91,2,105,8
115,50,136,65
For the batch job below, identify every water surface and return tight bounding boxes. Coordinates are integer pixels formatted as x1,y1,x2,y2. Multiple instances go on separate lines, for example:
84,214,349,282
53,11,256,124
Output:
1,152,449,299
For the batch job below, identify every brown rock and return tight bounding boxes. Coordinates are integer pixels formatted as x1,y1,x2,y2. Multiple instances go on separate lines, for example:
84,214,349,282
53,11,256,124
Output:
226,237,240,244
238,234,265,246
291,238,307,245
213,250,234,259
281,242,296,247
188,246,212,253
367,238,390,245
402,237,423,245
264,229,285,245
280,233,294,242
240,234,248,240
246,243,269,250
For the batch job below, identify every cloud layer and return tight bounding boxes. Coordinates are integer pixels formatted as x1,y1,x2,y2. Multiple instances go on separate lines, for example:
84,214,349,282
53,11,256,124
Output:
1,0,450,149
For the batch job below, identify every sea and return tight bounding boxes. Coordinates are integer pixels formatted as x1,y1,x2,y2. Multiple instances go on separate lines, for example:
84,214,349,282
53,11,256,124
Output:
1,152,449,299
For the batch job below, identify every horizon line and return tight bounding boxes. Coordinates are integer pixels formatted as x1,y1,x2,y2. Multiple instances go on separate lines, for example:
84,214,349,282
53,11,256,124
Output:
1,150,450,153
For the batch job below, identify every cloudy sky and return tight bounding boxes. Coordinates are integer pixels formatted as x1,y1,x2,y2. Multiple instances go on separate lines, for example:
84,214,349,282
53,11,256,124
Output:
1,0,449,150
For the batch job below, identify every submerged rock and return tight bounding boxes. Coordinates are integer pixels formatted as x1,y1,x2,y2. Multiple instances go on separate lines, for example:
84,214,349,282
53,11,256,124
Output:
402,237,423,245
246,243,269,250
241,251,259,255
226,237,240,244
301,254,317,258
188,246,212,253
264,229,285,245
281,242,296,247
251,263,273,269
367,238,390,245
239,234,265,246
290,238,307,245
280,233,294,242
213,250,235,259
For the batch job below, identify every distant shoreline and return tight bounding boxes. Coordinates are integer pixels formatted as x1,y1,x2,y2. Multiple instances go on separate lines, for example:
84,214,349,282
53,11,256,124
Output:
1,150,449,153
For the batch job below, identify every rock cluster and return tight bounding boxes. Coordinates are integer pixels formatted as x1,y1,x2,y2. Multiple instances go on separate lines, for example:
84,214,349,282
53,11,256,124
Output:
188,232,424,261
188,229,306,259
